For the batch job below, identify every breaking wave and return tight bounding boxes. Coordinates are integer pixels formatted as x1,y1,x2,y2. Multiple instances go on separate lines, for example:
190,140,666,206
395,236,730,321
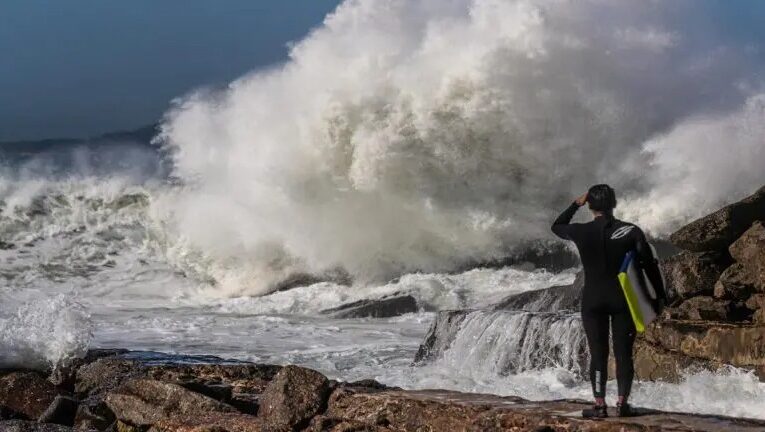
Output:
155,0,765,295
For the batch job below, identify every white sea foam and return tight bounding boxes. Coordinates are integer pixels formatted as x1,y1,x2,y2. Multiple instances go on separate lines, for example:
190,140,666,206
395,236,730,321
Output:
0,293,92,370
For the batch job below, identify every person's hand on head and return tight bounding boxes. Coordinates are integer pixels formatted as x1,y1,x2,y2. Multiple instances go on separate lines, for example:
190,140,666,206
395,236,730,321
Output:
575,193,588,207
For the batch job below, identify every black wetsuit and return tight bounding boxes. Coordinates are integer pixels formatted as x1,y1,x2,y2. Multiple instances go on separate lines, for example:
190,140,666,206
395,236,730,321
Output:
551,203,666,399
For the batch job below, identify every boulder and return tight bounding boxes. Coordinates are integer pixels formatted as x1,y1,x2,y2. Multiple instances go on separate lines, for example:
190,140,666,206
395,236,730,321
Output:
73,399,116,431
714,263,760,299
75,358,145,399
38,395,79,426
258,366,331,432
321,295,418,319
0,420,74,431
105,379,236,427
49,348,129,391
661,251,731,300
494,271,583,312
729,221,765,290
0,372,58,420
643,320,765,372
670,185,765,252
747,294,765,325
664,296,732,321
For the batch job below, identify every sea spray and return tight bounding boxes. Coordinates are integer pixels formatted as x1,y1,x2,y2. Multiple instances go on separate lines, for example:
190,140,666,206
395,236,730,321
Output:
157,0,765,295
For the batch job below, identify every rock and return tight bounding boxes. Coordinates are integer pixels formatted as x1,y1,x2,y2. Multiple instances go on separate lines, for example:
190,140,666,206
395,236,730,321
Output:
321,295,418,319
494,271,583,312
714,263,760,299
0,420,74,431
413,310,470,363
628,339,724,382
148,413,262,432
73,399,116,431
643,320,765,372
146,363,281,397
306,416,393,432
50,349,130,391
258,366,331,432
0,372,58,420
670,185,765,252
665,296,732,321
746,294,765,324
661,251,731,300
38,395,79,426
75,358,145,399
105,379,236,427
323,387,765,431
729,221,765,290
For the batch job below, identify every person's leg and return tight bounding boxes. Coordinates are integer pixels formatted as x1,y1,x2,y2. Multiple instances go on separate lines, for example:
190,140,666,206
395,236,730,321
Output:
582,309,610,405
611,309,637,402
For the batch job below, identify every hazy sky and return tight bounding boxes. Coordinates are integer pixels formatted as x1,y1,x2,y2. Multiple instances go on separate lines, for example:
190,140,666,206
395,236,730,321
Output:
0,0,341,140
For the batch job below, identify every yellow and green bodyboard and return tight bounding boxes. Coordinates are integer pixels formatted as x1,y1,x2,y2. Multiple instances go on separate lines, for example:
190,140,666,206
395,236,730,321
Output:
618,251,658,333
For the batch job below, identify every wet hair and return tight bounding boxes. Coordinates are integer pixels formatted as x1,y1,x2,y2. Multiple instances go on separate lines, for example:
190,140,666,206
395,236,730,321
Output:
587,184,617,212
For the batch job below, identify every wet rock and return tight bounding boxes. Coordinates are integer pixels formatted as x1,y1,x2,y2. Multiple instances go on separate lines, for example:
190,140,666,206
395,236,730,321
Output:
306,416,392,432
665,296,732,321
73,399,116,431
413,310,469,363
729,221,765,290
670,185,765,252
494,271,584,312
0,372,58,420
50,348,129,392
323,387,765,432
643,320,765,372
0,420,74,431
146,363,282,398
105,379,236,427
714,263,760,300
661,251,731,300
629,339,723,383
148,413,262,432
322,295,418,319
258,366,331,432
38,395,79,426
75,358,145,399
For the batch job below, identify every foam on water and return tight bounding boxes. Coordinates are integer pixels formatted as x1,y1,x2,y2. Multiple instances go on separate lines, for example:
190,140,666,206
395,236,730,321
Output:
0,293,92,370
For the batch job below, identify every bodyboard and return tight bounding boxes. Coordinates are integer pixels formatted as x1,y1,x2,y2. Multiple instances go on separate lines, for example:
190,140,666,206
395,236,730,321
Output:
618,251,658,333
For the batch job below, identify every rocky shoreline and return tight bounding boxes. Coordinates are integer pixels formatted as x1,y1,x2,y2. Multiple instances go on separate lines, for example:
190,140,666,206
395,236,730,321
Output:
1,349,764,432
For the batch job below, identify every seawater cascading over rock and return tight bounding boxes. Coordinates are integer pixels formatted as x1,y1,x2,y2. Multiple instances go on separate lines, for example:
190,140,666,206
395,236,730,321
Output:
415,310,588,377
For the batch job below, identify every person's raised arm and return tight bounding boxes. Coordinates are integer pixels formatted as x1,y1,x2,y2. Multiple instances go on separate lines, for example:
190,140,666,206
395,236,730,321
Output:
551,193,587,240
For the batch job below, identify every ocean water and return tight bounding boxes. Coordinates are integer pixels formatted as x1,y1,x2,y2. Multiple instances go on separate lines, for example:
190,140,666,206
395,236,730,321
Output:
3,0,765,421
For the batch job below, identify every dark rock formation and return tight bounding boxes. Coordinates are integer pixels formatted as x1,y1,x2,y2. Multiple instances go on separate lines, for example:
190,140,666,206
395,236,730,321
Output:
494,271,583,312
670,185,765,252
661,251,731,300
0,372,58,420
38,395,78,426
258,365,331,432
75,358,144,399
413,310,468,363
322,295,418,319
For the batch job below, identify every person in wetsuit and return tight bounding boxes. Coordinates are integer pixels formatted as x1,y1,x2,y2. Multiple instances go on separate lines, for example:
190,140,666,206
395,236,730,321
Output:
551,184,666,418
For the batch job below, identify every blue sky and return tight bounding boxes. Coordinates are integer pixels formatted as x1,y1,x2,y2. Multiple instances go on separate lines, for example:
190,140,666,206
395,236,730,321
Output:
0,0,341,140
